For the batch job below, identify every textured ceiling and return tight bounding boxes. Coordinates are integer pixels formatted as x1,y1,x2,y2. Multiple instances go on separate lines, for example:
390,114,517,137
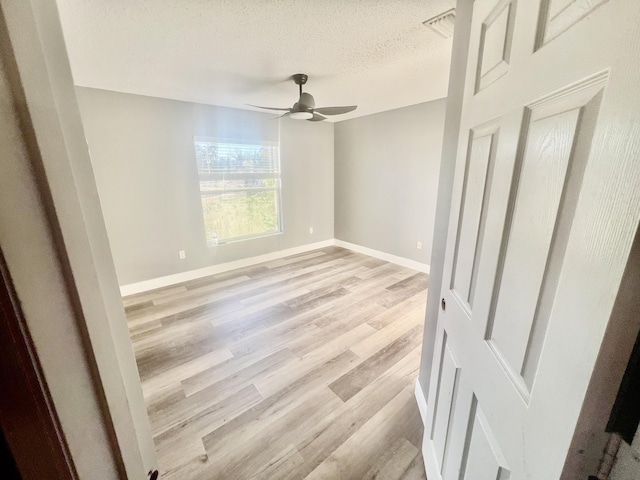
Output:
56,0,455,122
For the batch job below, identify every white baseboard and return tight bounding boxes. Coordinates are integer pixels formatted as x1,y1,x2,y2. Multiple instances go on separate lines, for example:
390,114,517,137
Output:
334,239,430,274
120,238,430,296
415,379,435,480
415,379,428,426
119,239,334,296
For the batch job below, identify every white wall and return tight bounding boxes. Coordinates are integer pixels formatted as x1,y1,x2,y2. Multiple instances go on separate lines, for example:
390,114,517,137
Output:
76,88,334,286
334,99,446,265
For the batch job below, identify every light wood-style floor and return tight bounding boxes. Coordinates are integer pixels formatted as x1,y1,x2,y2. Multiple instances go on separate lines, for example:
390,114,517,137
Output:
124,246,429,480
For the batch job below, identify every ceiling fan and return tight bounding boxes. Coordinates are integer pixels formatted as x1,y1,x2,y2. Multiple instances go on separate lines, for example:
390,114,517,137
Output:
248,74,357,121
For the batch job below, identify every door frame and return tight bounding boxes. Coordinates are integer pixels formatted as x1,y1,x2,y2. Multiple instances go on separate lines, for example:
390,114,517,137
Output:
0,0,156,477
0,251,77,480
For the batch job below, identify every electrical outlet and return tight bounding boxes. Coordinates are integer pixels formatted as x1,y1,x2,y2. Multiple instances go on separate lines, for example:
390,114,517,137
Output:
309,227,314,234
179,250,186,259
416,241,422,250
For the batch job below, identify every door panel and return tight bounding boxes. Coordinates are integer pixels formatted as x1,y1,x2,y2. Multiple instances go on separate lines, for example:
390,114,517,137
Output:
488,107,580,376
430,333,461,475
476,0,517,92
423,0,640,478
537,0,610,47
486,77,606,397
461,397,510,480
450,122,499,311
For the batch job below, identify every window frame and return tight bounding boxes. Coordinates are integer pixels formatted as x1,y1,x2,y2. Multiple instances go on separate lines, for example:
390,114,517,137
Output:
193,136,283,246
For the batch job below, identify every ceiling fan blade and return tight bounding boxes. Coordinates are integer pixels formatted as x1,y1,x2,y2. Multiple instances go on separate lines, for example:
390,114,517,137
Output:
313,106,358,115
274,112,291,119
308,113,327,122
246,104,291,112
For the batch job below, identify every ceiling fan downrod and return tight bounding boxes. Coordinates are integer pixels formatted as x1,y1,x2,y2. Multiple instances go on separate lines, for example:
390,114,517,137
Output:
292,73,308,97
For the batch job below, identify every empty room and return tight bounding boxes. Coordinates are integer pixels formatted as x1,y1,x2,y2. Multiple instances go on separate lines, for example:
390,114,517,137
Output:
2,1,640,480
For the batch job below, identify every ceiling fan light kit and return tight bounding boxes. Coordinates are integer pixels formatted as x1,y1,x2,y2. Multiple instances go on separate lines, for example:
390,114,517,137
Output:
290,111,313,120
248,73,357,122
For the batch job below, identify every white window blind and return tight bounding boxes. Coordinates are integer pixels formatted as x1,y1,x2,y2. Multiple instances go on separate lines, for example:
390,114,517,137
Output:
194,137,282,245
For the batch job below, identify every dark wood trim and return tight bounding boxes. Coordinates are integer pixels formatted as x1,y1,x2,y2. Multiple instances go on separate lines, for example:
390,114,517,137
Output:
607,225,640,443
0,250,77,480
0,427,21,479
607,328,640,443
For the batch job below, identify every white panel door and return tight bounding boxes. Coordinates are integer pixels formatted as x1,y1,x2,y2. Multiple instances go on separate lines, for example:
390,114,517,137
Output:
423,1,640,479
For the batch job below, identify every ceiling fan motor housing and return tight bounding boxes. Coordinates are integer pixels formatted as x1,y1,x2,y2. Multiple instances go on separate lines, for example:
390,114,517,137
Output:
296,93,315,109
291,91,315,119
292,73,308,86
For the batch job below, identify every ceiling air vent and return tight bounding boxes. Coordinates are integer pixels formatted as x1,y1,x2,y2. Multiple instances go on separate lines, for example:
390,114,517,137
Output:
423,8,456,38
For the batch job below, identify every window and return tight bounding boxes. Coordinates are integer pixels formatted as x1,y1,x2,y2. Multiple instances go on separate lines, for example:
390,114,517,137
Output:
193,137,282,245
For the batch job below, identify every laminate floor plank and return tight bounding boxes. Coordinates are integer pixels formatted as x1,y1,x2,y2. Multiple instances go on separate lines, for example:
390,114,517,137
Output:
226,307,325,358
290,346,422,480
352,305,425,359
151,274,252,306
155,384,264,477
263,248,356,275
203,258,372,326
132,315,213,352
189,295,360,392
399,454,429,480
380,273,430,309
253,322,377,398
290,301,386,357
141,348,233,402
264,250,327,268
122,285,188,308
196,388,344,480
310,287,390,326
364,437,420,480
179,345,297,397
247,444,305,480
181,269,258,291
136,327,222,382
367,289,428,330
151,348,296,436
127,254,329,319
236,263,367,305
328,324,424,402
129,319,163,339
202,350,360,454
304,383,423,480
127,253,353,326
355,261,406,281
126,247,428,479
225,276,391,360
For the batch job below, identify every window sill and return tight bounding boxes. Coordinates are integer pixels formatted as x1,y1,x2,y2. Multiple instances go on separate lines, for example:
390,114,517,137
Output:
207,230,283,248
